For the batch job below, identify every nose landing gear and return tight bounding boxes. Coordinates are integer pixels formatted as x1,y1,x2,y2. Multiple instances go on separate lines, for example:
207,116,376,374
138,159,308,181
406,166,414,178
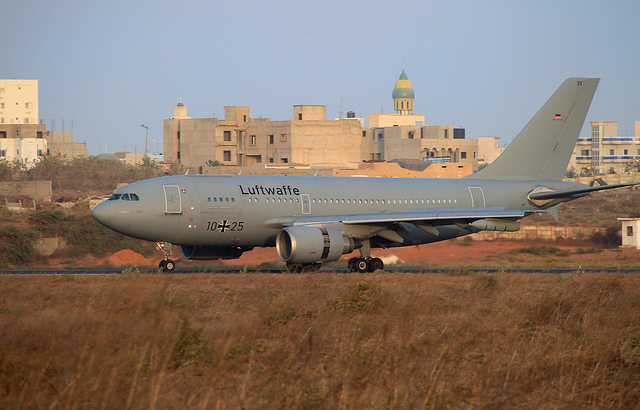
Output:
156,242,176,272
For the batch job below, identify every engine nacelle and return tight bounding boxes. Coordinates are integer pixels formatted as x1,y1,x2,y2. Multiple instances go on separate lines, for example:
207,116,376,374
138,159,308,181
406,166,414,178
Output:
179,245,244,260
276,226,354,264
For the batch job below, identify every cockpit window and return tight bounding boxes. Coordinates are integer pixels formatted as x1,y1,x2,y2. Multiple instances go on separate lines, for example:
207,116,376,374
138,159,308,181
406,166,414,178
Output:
122,193,130,201
109,194,121,200
130,193,139,201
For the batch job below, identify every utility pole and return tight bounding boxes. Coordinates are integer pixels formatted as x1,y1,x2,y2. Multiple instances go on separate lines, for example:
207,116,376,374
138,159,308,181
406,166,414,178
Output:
140,124,149,156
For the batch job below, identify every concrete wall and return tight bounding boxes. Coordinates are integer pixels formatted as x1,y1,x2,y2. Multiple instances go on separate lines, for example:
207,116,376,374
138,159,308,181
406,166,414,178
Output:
0,181,52,202
369,113,424,128
474,222,603,241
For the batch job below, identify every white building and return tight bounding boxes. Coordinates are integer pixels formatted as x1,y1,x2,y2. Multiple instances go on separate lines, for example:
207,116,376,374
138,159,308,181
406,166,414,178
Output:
570,121,640,175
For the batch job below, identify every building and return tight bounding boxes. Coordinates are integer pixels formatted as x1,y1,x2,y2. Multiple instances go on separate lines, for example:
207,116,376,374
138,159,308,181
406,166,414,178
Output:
570,121,640,175
0,79,38,125
164,103,364,170
0,79,87,161
0,124,47,164
477,136,505,166
363,66,479,171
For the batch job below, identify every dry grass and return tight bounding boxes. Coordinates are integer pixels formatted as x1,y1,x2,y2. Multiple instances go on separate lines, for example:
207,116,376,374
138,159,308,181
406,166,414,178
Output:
1,273,639,409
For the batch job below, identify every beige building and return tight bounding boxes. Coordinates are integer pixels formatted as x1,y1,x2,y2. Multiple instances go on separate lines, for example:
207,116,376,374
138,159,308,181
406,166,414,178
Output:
569,120,640,175
0,79,87,160
364,125,479,171
164,103,364,170
0,79,38,125
477,136,505,165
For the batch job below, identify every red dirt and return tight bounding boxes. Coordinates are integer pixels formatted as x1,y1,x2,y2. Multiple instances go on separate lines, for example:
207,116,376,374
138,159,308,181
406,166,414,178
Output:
45,238,640,270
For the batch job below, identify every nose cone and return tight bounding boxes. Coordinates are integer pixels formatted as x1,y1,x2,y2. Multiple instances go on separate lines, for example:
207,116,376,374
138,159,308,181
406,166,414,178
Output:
92,201,112,226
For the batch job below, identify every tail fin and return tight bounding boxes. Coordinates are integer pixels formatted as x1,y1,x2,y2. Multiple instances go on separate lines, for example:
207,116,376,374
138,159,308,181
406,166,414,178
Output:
466,78,599,180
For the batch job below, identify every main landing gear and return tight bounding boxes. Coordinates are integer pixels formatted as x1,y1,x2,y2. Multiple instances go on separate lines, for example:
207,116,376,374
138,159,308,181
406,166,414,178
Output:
156,242,175,272
347,240,384,273
347,257,384,273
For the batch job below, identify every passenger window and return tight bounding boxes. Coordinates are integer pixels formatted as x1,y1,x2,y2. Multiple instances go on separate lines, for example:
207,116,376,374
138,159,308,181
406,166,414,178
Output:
207,197,212,202
108,194,121,200
130,193,139,201
122,194,130,201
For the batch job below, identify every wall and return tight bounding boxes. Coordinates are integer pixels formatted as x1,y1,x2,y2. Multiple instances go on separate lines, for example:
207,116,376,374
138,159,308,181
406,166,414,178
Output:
0,181,52,201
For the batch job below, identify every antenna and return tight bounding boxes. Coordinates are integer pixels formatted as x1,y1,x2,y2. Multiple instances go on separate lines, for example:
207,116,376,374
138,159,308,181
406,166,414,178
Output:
339,98,344,119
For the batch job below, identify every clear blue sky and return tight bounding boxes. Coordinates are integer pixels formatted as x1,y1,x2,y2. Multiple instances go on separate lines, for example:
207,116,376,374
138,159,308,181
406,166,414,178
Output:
3,0,639,156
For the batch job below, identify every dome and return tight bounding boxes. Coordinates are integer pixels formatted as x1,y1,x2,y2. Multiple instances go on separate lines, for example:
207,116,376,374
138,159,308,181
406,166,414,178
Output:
95,153,123,164
392,70,415,99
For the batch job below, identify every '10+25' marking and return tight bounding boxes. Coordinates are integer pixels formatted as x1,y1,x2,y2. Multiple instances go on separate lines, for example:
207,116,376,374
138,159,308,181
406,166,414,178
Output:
206,220,244,232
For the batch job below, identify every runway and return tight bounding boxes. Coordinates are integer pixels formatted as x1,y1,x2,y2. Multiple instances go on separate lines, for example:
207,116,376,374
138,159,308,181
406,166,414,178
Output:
1,267,639,275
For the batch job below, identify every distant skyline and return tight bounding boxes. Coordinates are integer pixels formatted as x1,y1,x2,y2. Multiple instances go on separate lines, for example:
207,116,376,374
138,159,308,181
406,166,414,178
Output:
3,1,639,156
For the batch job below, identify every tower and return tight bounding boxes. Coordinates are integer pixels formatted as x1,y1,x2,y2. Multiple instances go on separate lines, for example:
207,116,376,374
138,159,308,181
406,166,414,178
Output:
392,63,415,115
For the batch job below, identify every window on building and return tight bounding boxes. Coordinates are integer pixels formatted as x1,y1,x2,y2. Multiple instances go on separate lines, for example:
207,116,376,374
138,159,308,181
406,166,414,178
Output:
177,131,180,140
24,118,31,124
0,103,4,109
624,149,628,155
243,115,247,121
461,152,467,159
280,134,287,142
177,151,181,160
298,113,302,120
37,132,43,139
269,135,274,144
269,158,274,163
444,129,449,138
224,130,231,141
223,151,231,161
362,131,367,137
628,226,634,237
408,131,415,139
378,133,384,140
250,135,256,145
37,149,42,157
0,131,6,138
581,149,590,156
0,150,5,157
610,149,615,155
25,102,32,109
280,158,288,164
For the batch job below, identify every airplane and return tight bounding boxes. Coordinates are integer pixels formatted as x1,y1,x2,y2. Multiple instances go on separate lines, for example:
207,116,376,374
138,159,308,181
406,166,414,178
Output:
92,78,637,272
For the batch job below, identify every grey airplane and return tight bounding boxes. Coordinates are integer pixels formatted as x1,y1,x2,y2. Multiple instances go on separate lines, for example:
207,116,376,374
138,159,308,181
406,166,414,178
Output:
92,78,636,272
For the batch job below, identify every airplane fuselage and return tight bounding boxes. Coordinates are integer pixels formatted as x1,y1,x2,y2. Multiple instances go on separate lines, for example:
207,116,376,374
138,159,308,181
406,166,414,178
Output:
93,174,585,248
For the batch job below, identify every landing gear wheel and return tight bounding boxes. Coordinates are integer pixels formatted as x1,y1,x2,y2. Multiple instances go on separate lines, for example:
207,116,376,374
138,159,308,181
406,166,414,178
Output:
159,260,166,269
355,258,369,273
163,259,175,272
348,257,358,272
368,257,384,272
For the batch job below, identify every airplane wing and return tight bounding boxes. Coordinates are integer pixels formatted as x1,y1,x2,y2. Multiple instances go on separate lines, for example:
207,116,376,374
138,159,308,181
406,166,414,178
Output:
260,207,535,242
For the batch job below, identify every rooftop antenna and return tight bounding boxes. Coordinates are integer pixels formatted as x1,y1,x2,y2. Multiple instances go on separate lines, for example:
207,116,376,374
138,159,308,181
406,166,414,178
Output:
339,98,344,119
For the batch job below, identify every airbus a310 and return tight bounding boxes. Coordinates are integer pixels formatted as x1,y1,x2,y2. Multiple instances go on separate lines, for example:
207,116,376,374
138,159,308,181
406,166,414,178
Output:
92,78,636,272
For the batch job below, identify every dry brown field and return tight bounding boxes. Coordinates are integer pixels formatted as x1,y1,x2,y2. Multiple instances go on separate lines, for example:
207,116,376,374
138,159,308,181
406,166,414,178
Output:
1,272,639,409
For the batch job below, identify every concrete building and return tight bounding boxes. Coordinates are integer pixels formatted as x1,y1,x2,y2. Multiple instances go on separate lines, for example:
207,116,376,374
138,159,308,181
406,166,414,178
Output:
569,121,640,175
0,124,47,165
0,79,87,160
164,103,363,170
477,136,505,166
0,79,38,125
46,131,88,158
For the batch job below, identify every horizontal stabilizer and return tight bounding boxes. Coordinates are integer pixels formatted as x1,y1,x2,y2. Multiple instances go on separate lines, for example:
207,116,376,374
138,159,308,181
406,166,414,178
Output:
528,182,639,201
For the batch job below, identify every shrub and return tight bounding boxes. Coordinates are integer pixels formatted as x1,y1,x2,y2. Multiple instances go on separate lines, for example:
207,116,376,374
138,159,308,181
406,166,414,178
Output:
0,226,37,265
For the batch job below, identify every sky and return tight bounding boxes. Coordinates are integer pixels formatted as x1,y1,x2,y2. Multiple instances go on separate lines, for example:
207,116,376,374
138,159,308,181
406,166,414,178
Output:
3,0,639,156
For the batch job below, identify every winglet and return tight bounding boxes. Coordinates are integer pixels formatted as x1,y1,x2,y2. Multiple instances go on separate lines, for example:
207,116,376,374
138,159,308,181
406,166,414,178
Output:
467,78,600,181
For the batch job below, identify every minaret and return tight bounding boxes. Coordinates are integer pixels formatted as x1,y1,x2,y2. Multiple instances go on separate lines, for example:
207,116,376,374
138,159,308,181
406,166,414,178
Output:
392,62,415,115
172,96,190,119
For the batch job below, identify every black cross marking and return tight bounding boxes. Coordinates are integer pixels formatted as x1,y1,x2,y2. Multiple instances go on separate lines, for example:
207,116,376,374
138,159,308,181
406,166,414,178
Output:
218,220,231,232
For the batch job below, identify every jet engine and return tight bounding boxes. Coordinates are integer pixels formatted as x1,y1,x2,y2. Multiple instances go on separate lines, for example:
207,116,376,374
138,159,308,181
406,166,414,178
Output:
276,226,354,264
179,245,245,260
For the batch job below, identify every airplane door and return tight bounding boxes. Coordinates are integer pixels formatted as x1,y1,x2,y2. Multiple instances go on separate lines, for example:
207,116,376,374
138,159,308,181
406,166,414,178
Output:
301,194,311,214
468,187,485,207
164,185,182,214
